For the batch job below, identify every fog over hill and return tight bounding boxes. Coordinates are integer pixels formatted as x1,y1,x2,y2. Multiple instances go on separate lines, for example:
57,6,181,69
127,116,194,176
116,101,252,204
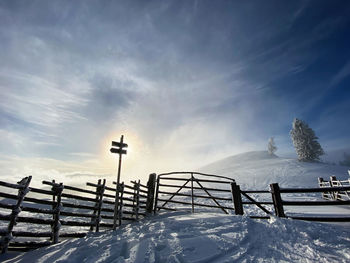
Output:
200,151,349,189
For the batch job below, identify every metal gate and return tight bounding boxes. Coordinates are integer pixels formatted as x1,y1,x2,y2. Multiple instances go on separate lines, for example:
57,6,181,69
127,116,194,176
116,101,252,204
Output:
153,172,236,214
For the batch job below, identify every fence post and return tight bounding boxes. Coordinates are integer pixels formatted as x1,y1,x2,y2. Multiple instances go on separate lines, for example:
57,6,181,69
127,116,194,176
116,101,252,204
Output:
113,180,123,230
0,176,32,254
134,180,140,220
230,182,243,215
330,176,339,200
52,179,55,220
51,182,63,244
95,179,106,232
191,173,194,213
318,177,327,199
153,176,160,214
146,174,156,213
90,179,101,231
118,182,124,226
270,183,285,217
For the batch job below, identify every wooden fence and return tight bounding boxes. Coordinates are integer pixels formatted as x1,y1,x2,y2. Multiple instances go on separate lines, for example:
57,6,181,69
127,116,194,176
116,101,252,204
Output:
230,183,350,222
1,172,350,254
0,174,157,253
153,172,350,222
318,176,350,201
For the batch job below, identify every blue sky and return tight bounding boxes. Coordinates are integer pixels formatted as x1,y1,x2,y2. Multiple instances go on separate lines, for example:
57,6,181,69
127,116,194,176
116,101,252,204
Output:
0,0,349,183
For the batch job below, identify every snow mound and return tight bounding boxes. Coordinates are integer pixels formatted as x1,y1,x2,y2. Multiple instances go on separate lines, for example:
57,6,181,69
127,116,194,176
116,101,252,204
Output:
200,151,349,189
3,212,350,263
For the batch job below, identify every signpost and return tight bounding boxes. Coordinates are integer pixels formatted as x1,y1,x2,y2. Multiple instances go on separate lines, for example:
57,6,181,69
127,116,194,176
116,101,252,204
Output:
110,135,128,229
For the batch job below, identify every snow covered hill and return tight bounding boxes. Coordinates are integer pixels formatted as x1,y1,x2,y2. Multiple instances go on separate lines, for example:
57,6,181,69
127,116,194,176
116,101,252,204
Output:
200,151,350,189
2,151,350,263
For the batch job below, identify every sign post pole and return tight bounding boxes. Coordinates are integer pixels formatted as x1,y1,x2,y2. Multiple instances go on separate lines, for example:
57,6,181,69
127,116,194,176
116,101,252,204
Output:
110,135,128,229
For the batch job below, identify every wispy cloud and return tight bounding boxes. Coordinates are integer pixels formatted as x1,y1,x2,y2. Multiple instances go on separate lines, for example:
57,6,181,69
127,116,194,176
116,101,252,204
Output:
0,0,349,182
331,60,350,87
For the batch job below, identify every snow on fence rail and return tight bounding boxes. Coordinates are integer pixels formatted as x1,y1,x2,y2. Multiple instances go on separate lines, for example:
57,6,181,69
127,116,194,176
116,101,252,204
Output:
318,176,350,201
0,175,156,253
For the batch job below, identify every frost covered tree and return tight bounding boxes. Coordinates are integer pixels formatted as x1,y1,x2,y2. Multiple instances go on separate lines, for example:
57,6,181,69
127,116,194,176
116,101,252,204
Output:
290,118,324,162
268,137,277,155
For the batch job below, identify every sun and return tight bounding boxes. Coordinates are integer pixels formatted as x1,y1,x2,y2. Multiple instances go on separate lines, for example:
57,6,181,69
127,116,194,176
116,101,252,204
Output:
99,130,144,171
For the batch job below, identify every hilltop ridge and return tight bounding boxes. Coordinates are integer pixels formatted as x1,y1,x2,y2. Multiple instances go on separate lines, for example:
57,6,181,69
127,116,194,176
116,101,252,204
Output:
200,151,349,189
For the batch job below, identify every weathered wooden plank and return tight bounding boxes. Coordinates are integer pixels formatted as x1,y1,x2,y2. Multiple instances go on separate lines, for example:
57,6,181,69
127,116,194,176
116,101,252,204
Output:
11,231,51,237
158,190,232,201
21,206,54,215
0,181,26,190
110,148,127,154
270,183,285,217
61,193,96,203
16,216,54,225
9,241,51,248
59,232,87,238
157,172,235,183
60,211,95,218
112,141,128,148
146,174,156,213
241,190,270,194
160,177,233,184
60,202,95,211
282,200,350,206
157,198,234,210
0,193,54,206
95,179,106,232
231,183,243,215
242,201,273,205
0,203,15,210
158,184,231,193
241,192,272,215
28,187,54,196
288,216,350,222
60,220,94,227
1,176,32,254
280,186,350,193
0,213,11,221
43,181,97,196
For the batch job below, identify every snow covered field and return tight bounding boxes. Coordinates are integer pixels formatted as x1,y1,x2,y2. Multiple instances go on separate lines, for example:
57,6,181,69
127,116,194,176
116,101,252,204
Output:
1,151,350,262
2,212,350,263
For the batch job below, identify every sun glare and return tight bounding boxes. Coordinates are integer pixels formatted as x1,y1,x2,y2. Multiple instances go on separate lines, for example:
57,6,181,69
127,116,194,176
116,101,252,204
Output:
99,130,145,173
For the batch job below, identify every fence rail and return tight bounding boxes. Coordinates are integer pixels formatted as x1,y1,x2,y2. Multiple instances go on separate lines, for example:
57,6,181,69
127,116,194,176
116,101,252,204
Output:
318,176,350,201
154,172,235,214
0,174,156,253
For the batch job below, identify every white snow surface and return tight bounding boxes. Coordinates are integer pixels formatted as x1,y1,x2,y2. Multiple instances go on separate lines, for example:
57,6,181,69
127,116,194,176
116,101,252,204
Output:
2,151,350,263
200,151,349,189
3,212,350,263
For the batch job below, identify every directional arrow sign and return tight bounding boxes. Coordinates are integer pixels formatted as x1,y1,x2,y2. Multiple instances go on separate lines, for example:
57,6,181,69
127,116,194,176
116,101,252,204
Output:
112,141,128,148
110,148,127,154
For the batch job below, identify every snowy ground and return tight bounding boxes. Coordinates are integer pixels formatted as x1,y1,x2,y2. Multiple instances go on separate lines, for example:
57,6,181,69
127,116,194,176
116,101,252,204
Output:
1,151,350,262
2,212,350,263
